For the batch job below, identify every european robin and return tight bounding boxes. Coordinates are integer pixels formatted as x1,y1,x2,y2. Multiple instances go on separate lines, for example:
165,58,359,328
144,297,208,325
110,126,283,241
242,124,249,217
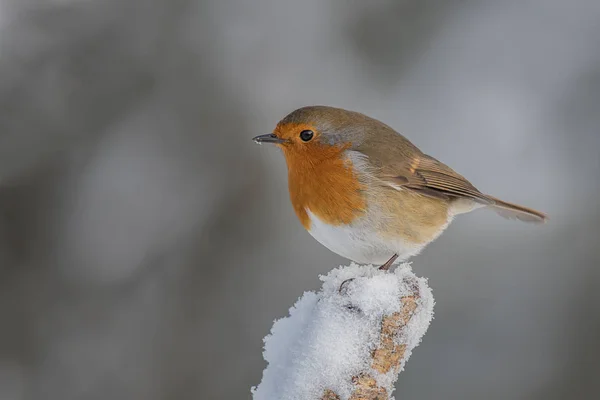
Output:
253,106,547,270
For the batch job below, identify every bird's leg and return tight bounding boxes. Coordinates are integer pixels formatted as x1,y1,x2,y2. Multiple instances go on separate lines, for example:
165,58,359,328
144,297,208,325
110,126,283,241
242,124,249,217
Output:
339,254,400,293
378,254,399,271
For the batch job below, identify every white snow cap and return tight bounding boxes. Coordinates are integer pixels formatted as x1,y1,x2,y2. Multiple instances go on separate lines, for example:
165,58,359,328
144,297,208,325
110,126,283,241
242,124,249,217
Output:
252,263,434,400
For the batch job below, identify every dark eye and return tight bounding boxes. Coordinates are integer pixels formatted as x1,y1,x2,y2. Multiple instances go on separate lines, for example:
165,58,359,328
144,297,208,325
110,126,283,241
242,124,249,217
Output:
299,130,314,142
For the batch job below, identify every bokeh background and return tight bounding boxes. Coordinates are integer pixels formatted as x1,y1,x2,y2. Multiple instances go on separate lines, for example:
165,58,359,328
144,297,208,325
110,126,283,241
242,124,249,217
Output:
0,1,599,399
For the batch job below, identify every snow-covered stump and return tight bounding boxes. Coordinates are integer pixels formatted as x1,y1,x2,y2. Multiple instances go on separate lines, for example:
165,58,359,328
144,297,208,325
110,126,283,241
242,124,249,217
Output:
252,263,434,400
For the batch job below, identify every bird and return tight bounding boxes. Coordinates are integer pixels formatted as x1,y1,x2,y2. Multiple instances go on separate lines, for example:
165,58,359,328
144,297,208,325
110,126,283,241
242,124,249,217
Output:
253,106,547,270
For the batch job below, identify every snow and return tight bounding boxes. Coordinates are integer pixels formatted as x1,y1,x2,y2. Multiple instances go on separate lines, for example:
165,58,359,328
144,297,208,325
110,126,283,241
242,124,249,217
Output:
252,263,435,400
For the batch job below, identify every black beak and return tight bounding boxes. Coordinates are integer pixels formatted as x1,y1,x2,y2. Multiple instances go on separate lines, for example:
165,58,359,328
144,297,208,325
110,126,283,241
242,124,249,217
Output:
252,133,287,145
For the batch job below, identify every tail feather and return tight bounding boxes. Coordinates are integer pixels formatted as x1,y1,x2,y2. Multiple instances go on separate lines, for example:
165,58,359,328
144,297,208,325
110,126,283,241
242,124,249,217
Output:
485,195,547,224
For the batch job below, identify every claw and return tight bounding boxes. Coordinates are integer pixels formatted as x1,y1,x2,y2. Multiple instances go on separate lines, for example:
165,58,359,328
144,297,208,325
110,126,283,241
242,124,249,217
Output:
338,278,354,295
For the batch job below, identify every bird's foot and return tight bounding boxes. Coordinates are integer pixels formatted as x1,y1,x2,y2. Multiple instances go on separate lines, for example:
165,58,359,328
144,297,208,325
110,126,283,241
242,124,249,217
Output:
339,254,400,293
339,278,354,295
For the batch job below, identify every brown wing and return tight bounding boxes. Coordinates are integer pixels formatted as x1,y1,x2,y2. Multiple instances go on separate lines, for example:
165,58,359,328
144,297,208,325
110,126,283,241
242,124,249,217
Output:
350,120,547,223
376,154,547,223
381,154,493,205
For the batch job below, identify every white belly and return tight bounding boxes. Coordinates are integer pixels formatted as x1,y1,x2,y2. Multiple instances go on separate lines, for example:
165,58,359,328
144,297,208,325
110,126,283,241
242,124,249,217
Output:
305,209,426,265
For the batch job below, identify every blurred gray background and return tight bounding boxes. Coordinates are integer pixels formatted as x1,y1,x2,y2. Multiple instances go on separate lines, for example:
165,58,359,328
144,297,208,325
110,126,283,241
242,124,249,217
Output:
0,0,599,399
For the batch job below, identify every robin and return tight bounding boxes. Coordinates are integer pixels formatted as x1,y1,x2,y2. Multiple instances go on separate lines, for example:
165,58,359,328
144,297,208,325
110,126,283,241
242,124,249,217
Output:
253,106,547,270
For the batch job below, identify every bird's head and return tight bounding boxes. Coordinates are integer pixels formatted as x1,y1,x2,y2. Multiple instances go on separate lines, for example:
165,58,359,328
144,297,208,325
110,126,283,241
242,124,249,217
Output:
253,106,376,164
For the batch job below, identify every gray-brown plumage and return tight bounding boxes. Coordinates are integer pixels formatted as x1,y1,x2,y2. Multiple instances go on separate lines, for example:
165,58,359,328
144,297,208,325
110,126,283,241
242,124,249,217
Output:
253,105,547,265
288,105,547,224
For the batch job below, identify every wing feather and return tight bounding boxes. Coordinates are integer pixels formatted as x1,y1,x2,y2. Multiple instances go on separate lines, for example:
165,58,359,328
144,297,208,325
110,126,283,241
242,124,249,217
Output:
351,132,547,223
379,154,493,204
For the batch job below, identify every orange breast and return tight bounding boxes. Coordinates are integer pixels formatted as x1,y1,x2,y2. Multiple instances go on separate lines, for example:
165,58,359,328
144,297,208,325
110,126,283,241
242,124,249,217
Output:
282,145,367,229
